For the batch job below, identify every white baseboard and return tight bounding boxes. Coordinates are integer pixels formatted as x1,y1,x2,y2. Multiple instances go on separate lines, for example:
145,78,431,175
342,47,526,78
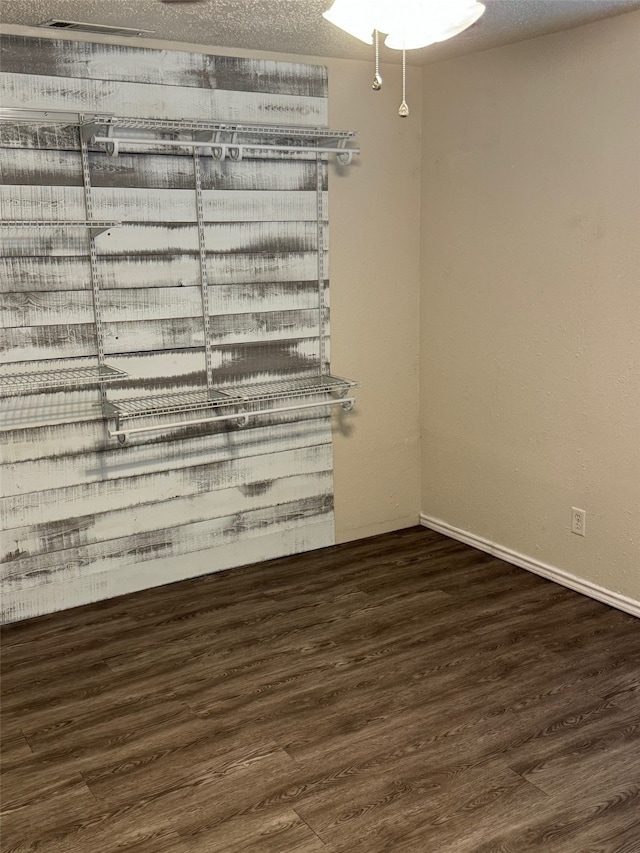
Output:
420,513,640,619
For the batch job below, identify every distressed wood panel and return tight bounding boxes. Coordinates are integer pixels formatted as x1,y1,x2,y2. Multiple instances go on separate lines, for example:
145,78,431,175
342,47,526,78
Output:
2,462,333,560
100,222,325,256
0,146,82,186
1,311,321,361
0,416,331,499
207,337,325,384
2,465,333,566
0,35,328,97
0,124,81,153
0,148,321,191
0,394,102,432
0,519,334,623
1,253,322,290
0,222,328,266
101,310,321,352
0,34,336,621
0,323,99,362
1,283,325,327
1,291,96,327
1,230,98,258
1,493,333,592
0,185,326,223
0,256,327,295
0,404,331,470
0,72,327,126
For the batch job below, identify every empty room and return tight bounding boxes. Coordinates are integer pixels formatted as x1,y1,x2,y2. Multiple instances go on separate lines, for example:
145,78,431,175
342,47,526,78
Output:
1,0,639,850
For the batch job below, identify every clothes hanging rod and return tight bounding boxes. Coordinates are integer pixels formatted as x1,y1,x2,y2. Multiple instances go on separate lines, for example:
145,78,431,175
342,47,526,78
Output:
108,397,356,442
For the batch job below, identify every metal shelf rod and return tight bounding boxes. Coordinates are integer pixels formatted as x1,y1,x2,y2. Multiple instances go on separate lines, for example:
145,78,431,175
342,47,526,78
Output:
109,397,355,440
92,136,359,160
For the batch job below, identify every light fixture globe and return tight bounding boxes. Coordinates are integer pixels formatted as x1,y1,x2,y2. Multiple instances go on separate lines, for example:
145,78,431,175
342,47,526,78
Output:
383,1,485,50
322,0,375,44
322,0,486,116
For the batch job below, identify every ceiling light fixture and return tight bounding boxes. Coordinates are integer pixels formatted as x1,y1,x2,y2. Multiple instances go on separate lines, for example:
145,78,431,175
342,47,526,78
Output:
323,0,485,117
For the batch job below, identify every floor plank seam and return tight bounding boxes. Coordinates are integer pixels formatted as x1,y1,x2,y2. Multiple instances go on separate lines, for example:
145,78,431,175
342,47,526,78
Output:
18,729,35,755
507,766,551,798
293,806,329,847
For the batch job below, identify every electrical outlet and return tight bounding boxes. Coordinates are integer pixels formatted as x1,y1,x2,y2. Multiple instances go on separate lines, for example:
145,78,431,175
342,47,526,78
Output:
571,507,586,536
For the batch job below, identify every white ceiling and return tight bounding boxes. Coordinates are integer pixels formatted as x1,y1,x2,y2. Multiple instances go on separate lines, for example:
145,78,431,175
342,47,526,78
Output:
1,0,640,64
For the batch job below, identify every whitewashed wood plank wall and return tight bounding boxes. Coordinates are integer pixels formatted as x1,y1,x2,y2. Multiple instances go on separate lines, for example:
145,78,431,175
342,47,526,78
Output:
0,35,337,622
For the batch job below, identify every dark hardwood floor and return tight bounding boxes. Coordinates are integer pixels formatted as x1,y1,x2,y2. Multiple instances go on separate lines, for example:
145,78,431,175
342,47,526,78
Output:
1,526,639,852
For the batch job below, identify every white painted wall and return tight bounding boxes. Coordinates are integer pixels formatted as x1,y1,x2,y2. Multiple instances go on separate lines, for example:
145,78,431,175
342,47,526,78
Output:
420,11,640,600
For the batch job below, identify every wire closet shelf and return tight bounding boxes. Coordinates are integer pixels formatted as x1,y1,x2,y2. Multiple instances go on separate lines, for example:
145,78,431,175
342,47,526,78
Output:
0,365,128,395
80,116,360,163
104,375,357,444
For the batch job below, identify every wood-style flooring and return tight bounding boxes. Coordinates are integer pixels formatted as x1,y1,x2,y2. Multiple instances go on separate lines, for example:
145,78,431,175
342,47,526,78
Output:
1,526,639,852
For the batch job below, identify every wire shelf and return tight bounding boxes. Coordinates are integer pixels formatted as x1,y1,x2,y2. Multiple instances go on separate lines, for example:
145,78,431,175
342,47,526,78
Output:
82,116,359,163
104,375,356,423
0,109,355,143
103,388,234,420
0,365,128,395
222,374,356,404
90,116,356,142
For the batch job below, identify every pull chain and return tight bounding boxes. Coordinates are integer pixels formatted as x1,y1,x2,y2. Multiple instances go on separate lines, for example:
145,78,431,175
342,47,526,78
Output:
399,47,409,117
372,29,382,90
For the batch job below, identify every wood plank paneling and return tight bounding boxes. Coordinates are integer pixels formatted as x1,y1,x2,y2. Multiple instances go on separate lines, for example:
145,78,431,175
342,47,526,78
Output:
1,255,325,293
2,471,335,581
1,322,99,362
0,257,92,293
1,224,325,258
0,185,326,223
1,445,333,553
2,494,334,592
1,418,332,517
0,148,322,191
0,72,327,126
0,123,81,153
0,35,328,97
0,33,336,621
0,519,335,624
1,282,324,326
1,312,320,360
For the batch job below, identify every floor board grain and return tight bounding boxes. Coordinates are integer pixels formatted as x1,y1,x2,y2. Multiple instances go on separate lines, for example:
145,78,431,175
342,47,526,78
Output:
1,527,638,852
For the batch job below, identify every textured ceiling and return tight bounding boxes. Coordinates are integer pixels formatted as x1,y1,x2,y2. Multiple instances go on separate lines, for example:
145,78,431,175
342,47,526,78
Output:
1,0,639,64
